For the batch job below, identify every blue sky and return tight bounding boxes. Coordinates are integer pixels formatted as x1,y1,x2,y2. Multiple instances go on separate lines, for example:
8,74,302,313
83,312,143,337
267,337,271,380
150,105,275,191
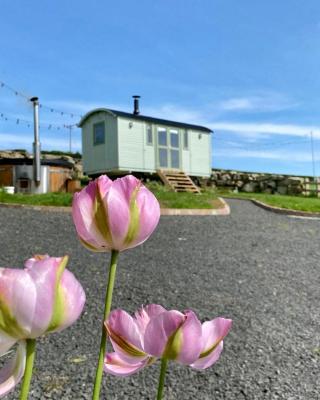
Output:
1,0,320,175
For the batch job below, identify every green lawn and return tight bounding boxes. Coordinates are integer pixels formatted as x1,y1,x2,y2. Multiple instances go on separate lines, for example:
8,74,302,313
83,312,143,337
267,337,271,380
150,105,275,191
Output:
0,183,222,209
146,182,221,209
219,190,320,213
0,191,73,206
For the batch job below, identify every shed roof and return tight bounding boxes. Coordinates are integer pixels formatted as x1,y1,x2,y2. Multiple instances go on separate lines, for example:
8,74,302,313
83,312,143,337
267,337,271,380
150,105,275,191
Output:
78,108,212,133
0,158,74,168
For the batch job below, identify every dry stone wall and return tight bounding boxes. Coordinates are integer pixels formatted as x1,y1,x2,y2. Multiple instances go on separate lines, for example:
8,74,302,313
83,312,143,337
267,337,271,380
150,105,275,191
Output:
209,169,315,195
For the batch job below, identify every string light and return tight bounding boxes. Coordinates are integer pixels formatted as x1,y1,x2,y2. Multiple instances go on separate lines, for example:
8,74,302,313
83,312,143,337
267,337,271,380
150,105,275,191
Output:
0,110,79,133
0,79,83,118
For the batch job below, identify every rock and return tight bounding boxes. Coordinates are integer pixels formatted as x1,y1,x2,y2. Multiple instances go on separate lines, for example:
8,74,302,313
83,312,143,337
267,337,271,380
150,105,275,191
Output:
242,182,259,192
0,150,31,159
266,180,277,189
236,180,244,188
221,173,231,182
276,186,288,195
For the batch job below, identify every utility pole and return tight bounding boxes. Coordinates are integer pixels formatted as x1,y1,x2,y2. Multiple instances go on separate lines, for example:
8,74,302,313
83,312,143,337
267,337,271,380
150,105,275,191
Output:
310,131,317,195
65,124,77,153
30,97,41,186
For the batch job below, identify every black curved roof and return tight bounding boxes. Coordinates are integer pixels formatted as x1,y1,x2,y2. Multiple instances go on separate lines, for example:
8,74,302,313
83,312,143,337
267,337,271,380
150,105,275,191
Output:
78,108,212,133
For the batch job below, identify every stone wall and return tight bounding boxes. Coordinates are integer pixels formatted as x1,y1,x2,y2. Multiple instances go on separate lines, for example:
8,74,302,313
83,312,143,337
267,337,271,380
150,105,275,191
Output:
208,169,316,195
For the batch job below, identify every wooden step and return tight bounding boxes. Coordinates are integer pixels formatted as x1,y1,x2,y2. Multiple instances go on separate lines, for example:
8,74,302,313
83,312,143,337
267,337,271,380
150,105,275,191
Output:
157,169,200,193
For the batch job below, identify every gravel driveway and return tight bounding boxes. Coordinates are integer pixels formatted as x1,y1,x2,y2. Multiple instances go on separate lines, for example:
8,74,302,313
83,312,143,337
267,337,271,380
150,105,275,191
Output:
0,199,320,399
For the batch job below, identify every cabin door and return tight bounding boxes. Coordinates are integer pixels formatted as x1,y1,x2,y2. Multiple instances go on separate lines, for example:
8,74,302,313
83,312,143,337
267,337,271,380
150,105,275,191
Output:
157,128,180,169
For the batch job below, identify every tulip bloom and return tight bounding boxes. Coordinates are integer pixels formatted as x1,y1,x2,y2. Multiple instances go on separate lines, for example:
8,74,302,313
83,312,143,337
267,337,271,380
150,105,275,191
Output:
0,255,86,397
72,175,160,252
72,174,160,400
104,304,232,376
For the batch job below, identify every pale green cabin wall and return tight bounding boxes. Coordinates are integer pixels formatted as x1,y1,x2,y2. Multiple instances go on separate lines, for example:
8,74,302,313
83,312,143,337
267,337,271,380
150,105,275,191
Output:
188,130,211,177
117,117,155,172
82,112,118,175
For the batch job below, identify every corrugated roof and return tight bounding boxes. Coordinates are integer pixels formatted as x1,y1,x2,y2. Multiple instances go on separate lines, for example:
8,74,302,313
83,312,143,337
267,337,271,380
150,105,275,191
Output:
78,108,212,133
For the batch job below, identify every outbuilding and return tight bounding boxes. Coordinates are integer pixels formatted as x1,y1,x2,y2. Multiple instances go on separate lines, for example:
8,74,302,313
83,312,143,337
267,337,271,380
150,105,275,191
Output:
79,97,212,180
0,157,74,194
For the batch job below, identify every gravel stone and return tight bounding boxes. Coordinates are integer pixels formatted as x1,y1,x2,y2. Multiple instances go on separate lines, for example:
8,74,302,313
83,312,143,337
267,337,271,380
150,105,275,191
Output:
0,199,319,399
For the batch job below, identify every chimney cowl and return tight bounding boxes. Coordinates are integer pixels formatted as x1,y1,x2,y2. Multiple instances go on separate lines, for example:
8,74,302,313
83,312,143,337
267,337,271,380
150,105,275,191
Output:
132,95,140,115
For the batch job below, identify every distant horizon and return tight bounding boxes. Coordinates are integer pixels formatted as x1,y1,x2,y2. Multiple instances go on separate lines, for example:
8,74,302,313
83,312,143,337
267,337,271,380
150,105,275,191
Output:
0,147,317,179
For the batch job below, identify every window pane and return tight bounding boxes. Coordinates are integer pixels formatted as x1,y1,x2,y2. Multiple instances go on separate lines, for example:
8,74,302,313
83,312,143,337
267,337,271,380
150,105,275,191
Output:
159,148,168,167
170,130,179,148
94,122,105,145
183,130,188,149
146,125,153,145
158,128,167,146
171,150,179,168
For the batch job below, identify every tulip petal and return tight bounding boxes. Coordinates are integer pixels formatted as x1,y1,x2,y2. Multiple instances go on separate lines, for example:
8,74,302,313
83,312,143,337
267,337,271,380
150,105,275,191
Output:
0,332,16,355
190,318,232,370
23,256,60,336
104,352,153,377
133,185,160,248
134,304,167,334
46,257,85,333
172,310,202,365
106,176,138,250
106,310,146,364
0,340,26,397
0,268,36,338
144,310,185,358
190,342,224,370
26,256,85,335
72,178,113,251
52,269,86,332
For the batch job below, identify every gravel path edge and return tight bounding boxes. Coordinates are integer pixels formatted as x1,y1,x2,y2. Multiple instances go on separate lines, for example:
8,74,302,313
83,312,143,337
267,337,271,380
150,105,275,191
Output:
0,197,230,216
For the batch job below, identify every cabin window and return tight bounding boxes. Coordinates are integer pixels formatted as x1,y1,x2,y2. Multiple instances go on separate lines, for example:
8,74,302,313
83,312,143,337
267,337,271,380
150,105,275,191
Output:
146,125,153,145
183,130,189,150
170,130,179,148
93,122,105,145
158,128,167,146
159,148,168,167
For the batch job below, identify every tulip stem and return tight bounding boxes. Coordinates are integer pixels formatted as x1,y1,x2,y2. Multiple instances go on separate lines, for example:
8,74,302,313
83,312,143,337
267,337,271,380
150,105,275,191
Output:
19,339,36,400
92,250,119,400
156,358,168,400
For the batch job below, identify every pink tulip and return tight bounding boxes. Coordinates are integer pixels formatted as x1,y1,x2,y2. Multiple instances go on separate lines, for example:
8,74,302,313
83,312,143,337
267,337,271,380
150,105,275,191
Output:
72,175,160,252
104,305,232,376
0,255,86,397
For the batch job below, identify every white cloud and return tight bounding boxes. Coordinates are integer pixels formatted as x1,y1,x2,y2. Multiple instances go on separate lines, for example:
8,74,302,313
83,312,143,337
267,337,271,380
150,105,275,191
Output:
214,148,318,163
212,122,320,138
218,93,298,113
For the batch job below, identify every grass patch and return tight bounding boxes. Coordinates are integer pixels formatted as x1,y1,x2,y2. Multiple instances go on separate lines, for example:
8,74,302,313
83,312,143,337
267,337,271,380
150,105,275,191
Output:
146,182,220,209
0,191,73,206
0,183,222,209
219,190,320,213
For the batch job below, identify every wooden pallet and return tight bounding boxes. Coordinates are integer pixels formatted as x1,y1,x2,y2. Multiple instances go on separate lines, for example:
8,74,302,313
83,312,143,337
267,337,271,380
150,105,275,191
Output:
157,169,200,193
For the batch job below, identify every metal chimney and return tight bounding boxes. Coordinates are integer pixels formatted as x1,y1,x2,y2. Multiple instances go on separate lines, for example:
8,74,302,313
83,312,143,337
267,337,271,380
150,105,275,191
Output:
30,97,41,185
133,95,140,115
